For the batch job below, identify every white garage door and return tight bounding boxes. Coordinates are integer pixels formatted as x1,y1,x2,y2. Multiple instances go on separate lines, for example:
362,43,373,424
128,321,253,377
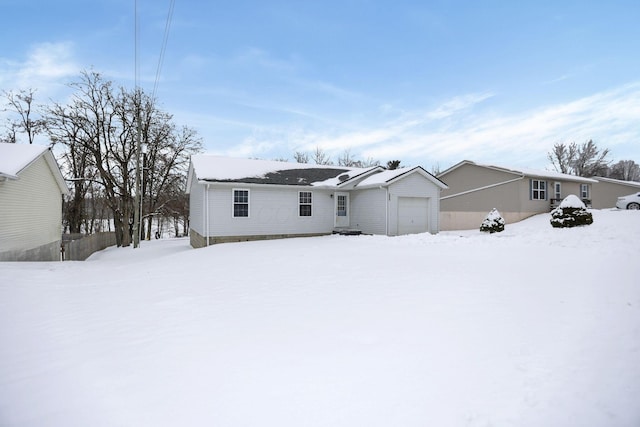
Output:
397,197,429,235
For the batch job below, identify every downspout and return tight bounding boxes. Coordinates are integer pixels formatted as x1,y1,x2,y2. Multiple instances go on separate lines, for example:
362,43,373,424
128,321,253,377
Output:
383,186,389,236
205,183,210,247
440,175,525,200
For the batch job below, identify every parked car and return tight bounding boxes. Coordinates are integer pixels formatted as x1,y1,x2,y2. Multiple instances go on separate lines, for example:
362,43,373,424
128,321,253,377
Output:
616,192,640,210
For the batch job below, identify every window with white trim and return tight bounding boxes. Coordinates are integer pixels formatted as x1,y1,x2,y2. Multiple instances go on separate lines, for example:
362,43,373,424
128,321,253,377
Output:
233,189,249,217
299,191,312,216
531,179,546,200
581,184,590,199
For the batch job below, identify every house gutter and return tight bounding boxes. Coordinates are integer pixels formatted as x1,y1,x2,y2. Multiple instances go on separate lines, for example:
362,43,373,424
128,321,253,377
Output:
440,175,525,200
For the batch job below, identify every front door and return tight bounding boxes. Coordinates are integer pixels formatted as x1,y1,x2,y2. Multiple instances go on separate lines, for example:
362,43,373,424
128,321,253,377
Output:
335,192,349,228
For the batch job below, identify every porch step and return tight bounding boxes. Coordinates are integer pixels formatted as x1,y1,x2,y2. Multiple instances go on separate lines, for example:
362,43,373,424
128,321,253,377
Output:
332,228,363,236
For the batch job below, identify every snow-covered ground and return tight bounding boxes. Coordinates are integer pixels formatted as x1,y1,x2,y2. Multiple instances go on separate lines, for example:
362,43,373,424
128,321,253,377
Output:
1,209,639,427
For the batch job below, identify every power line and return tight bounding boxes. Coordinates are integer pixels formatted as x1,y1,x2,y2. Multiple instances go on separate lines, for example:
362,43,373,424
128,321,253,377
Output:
153,0,175,100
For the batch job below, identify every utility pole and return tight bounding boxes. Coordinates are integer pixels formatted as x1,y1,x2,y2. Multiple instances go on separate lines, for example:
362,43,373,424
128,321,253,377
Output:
133,0,141,248
133,100,142,248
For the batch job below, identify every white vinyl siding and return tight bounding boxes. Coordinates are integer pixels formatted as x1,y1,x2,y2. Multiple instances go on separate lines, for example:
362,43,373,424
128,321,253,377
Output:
0,156,63,257
388,173,441,235
204,185,334,237
350,188,387,235
187,176,205,236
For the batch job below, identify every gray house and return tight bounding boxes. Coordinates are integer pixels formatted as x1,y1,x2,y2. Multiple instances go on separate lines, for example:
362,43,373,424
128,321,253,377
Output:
437,160,597,231
0,143,69,261
591,177,640,209
186,156,448,247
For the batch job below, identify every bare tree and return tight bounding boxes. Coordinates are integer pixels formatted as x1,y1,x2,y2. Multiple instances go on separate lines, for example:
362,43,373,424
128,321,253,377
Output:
293,151,309,163
337,149,357,167
547,142,578,174
311,146,333,165
2,88,45,144
43,70,201,247
573,140,610,177
548,140,610,177
608,160,640,181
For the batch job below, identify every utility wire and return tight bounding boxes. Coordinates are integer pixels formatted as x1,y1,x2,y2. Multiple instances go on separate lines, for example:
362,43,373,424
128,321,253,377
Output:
134,0,140,91
152,0,175,101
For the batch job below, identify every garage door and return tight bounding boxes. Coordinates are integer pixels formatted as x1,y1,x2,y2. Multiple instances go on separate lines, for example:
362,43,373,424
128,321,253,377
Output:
397,197,429,235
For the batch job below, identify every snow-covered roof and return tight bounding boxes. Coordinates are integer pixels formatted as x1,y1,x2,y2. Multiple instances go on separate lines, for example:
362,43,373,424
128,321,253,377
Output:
357,166,448,189
189,155,378,188
593,176,640,188
439,160,598,183
0,143,69,194
0,143,49,179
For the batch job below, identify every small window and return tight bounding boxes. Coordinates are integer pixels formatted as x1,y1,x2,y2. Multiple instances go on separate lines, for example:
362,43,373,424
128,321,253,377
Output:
337,194,347,217
233,189,249,217
531,180,546,200
581,184,590,199
299,191,312,217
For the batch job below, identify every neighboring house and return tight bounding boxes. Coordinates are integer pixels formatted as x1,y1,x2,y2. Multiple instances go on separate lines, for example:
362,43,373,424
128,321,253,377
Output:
186,156,448,247
0,143,69,261
591,176,640,209
437,160,597,231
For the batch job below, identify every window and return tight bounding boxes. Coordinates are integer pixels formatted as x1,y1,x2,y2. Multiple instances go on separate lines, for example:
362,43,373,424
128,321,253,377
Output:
337,194,347,216
531,179,547,200
299,191,312,216
233,189,249,217
581,184,590,199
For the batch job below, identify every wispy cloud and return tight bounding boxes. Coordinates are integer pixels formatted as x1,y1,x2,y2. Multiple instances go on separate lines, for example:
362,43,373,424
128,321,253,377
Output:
0,42,79,97
235,82,640,168
541,74,571,85
425,92,495,119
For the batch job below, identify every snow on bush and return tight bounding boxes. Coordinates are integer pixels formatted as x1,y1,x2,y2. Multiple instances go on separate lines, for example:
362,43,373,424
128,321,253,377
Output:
550,194,593,228
480,208,505,233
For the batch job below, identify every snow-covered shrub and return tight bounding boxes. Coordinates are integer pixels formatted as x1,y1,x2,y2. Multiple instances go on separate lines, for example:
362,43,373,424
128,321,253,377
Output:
550,195,593,228
480,208,505,233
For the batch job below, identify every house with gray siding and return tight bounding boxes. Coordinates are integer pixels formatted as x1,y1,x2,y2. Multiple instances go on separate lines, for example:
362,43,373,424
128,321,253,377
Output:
0,143,69,261
186,156,448,247
437,160,597,231
591,177,640,209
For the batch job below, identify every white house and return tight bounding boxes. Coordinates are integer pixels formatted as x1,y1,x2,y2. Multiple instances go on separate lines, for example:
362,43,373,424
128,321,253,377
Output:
0,143,69,261
186,156,448,247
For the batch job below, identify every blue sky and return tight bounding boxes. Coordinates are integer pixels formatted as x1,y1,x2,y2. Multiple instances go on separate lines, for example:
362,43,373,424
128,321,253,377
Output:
1,0,639,171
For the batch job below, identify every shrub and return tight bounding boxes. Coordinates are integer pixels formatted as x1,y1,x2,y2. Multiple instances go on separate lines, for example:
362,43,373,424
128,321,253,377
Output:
480,208,505,233
550,195,593,228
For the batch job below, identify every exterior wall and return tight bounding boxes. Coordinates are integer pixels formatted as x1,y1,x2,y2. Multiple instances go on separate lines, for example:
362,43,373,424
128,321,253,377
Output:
0,156,63,261
439,163,595,231
197,183,335,239
190,228,329,248
350,187,387,235
388,173,442,235
188,177,205,236
592,180,640,209
440,164,520,201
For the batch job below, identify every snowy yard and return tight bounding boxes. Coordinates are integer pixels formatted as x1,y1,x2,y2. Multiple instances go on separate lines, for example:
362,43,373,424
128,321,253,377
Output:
1,209,639,427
